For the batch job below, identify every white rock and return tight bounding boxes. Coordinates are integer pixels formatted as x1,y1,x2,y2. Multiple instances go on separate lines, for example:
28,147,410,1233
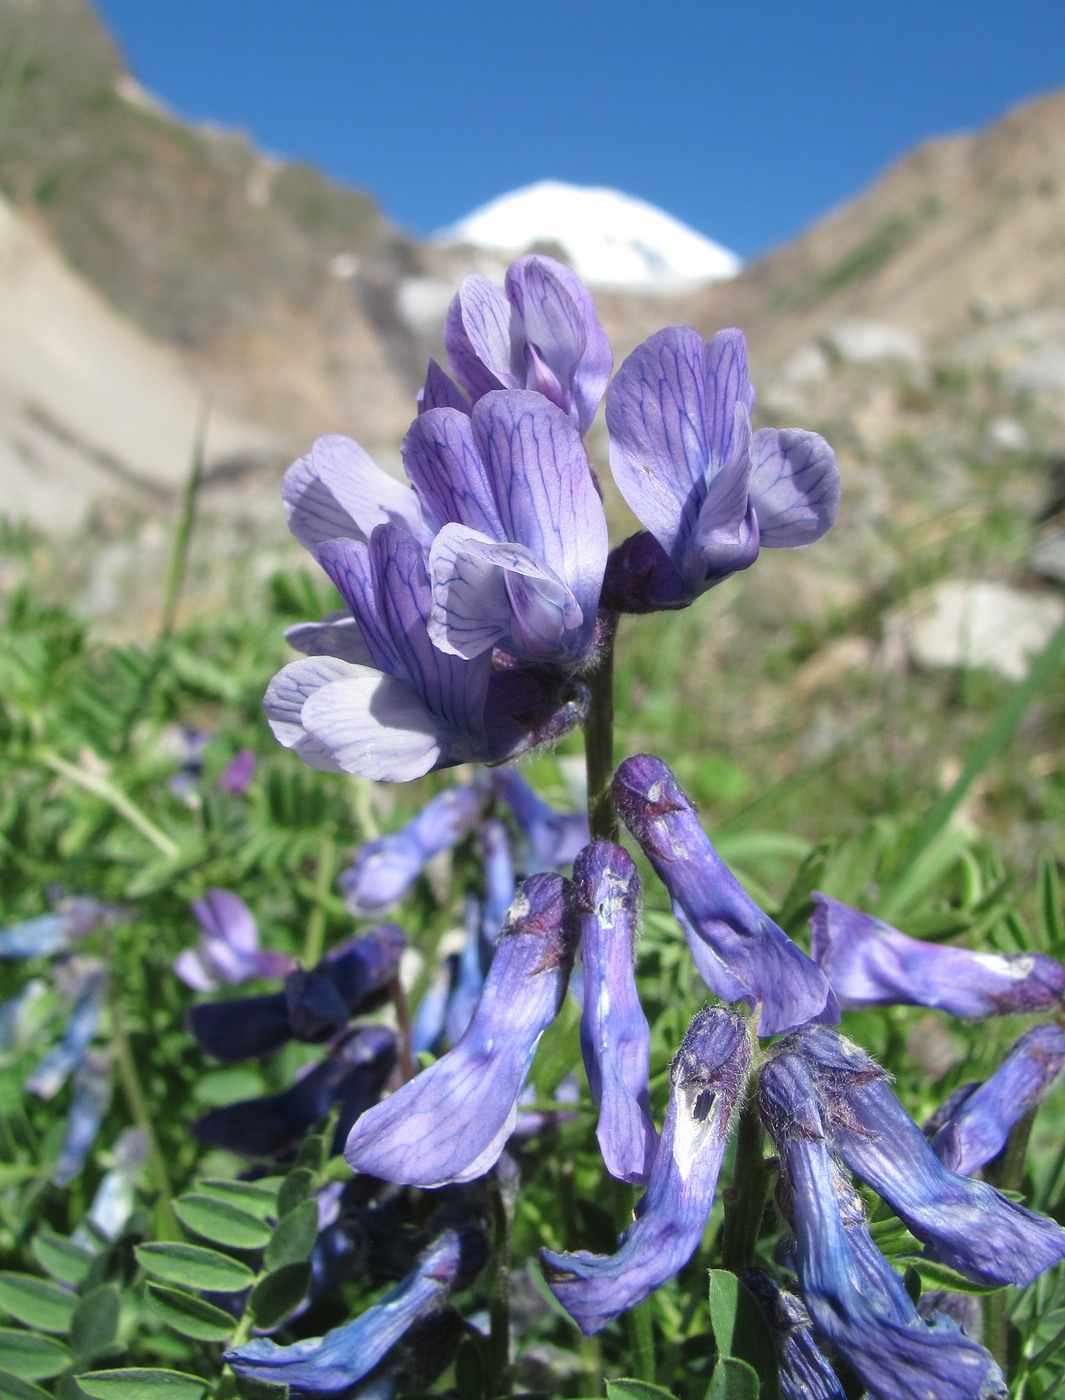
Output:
985,416,1029,451
823,319,923,367
395,276,457,333
781,342,831,385
1031,533,1065,585
894,580,1065,681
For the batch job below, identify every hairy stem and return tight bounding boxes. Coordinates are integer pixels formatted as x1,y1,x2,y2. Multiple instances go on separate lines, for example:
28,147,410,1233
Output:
40,749,180,860
719,1082,769,1272
584,612,619,842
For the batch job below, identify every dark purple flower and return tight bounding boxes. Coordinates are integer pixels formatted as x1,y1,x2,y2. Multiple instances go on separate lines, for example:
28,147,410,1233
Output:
281,433,432,554
810,893,1065,1016
444,255,612,436
491,766,589,872
614,755,838,1036
190,925,405,1061
344,873,577,1187
176,889,294,993
785,1027,1065,1288
758,1050,1006,1400
402,391,608,667
929,1023,1065,1175
194,1025,397,1159
478,817,516,944
265,524,587,782
226,1226,486,1393
604,327,839,611
574,841,657,1186
739,1269,846,1400
339,785,485,918
541,1008,751,1334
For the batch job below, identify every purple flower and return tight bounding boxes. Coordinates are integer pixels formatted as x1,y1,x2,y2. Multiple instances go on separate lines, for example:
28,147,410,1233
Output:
53,1048,112,1187
613,755,838,1036
77,1128,148,1244
218,748,256,796
339,785,485,918
540,1008,751,1334
26,961,106,1099
344,873,577,1187
478,817,516,943
604,327,839,611
193,1025,397,1159
281,433,432,554
266,524,587,782
444,254,612,435
784,1027,1065,1288
402,391,608,667
810,893,1065,1015
758,1050,1006,1400
491,766,589,872
929,1023,1065,1175
226,1226,486,1393
176,889,294,993
574,841,657,1186
738,1269,846,1400
0,896,112,960
190,924,405,1061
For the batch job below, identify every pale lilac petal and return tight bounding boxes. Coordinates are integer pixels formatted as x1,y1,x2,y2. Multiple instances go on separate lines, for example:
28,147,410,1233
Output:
401,406,505,539
541,1008,751,1333
688,414,760,584
614,755,838,1036
284,611,376,666
263,656,367,774
930,1024,1065,1175
606,326,711,555
173,948,218,993
445,275,518,399
344,874,577,1186
749,429,841,547
575,842,657,1185
218,749,256,796
508,255,612,434
282,435,429,551
810,893,1065,1016
193,889,258,960
301,672,445,783
420,357,470,414
506,257,587,416
470,390,606,657
703,328,755,466
428,524,582,661
314,537,403,675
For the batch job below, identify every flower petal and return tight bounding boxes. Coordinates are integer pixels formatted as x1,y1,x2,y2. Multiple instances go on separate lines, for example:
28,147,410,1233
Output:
749,429,841,547
810,893,1065,1016
344,874,577,1186
282,434,429,551
614,755,838,1035
703,328,755,466
541,1008,750,1333
445,274,517,400
575,841,657,1185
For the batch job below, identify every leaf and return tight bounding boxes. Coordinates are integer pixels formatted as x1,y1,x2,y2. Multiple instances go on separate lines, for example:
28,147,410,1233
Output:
173,1196,273,1251
30,1230,95,1287
135,1244,254,1294
145,1286,236,1344
1038,855,1065,950
70,1285,121,1366
277,1169,315,1217
195,1178,282,1220
705,1356,761,1400
0,1272,77,1333
264,1201,319,1272
0,1371,54,1400
193,1068,266,1107
75,1368,208,1400
248,1262,311,1332
0,1327,73,1380
233,1378,290,1400
707,1270,780,1400
605,1383,680,1400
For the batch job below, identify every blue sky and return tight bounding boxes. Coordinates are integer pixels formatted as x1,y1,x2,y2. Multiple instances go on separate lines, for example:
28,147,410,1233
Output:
93,1,1065,259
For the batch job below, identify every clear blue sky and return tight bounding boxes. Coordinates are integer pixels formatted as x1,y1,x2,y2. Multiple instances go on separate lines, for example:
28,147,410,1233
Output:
93,1,1065,259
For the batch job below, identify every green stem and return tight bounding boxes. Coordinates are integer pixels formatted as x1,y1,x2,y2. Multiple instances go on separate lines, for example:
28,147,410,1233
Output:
719,1080,769,1272
627,1297,656,1384
159,410,207,644
486,1178,512,1396
302,837,336,967
106,934,178,1240
40,749,180,859
584,612,619,842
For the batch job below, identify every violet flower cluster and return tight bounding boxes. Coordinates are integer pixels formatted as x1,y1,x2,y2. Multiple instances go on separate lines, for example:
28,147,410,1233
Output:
239,252,1065,1397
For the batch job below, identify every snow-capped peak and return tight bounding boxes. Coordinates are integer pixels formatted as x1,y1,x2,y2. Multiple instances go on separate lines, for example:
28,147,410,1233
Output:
435,180,741,293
